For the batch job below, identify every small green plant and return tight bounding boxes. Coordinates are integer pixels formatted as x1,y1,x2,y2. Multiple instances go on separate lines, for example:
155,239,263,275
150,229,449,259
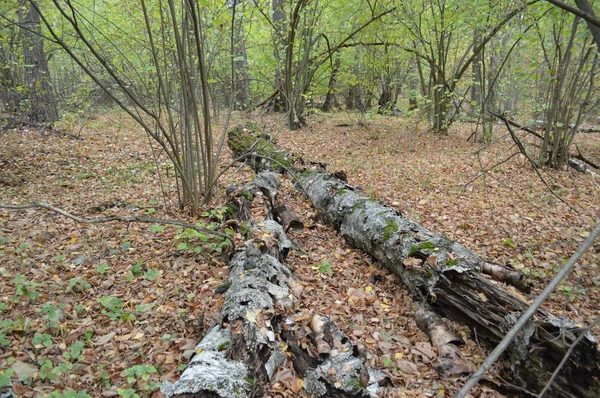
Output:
39,359,63,381
14,274,41,301
562,286,586,302
96,262,110,274
67,278,91,293
122,365,159,390
143,268,161,280
121,241,131,252
0,332,10,347
97,296,135,321
43,389,91,398
64,341,85,362
135,303,155,313
150,224,165,233
315,259,333,275
0,368,13,387
16,242,32,253
117,389,140,398
33,333,54,348
83,330,94,344
382,357,394,367
161,333,174,342
131,259,143,276
502,238,516,248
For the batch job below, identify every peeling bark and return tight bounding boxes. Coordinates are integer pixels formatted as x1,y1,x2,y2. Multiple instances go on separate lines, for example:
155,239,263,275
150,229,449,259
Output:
227,127,600,397
414,307,472,377
161,172,393,397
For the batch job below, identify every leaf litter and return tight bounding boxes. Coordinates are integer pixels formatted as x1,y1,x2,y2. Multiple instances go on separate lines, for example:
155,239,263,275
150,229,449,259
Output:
0,111,599,397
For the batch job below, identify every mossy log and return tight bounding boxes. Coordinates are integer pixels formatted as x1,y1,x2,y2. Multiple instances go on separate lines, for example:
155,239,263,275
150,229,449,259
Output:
227,127,600,397
161,172,393,398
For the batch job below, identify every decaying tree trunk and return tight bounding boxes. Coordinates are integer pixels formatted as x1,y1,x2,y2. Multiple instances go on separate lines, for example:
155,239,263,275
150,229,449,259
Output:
161,171,393,397
227,126,600,397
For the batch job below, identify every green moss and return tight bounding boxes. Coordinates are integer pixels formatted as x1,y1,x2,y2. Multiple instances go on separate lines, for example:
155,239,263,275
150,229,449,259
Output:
337,189,349,195
445,259,458,267
239,222,251,236
217,341,230,351
383,220,398,240
237,190,254,201
408,241,436,256
227,125,292,171
346,378,363,389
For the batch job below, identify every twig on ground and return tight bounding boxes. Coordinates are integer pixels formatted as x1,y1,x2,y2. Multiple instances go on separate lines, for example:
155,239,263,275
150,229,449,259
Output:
0,202,230,240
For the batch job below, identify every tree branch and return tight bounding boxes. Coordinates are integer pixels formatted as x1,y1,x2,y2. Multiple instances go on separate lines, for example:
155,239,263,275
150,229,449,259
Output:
544,0,600,28
0,203,230,239
456,220,600,398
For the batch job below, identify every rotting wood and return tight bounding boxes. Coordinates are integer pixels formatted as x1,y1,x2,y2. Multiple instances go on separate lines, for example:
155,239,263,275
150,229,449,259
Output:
161,171,393,398
227,127,600,397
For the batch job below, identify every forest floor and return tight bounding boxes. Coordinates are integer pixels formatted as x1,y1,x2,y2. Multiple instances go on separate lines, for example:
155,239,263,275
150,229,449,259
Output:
1,110,599,398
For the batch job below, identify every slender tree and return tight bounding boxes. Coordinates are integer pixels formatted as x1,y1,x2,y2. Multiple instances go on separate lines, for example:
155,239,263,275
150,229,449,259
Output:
18,0,58,123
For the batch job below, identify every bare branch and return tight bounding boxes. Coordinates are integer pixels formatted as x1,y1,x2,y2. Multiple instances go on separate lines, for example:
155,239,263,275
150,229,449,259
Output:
456,221,600,398
0,203,230,239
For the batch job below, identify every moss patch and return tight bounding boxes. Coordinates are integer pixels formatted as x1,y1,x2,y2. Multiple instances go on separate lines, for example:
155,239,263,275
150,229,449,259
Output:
227,125,292,172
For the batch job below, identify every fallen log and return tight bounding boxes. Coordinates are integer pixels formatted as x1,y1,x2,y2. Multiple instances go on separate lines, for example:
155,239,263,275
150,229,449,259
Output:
161,172,393,397
227,126,600,397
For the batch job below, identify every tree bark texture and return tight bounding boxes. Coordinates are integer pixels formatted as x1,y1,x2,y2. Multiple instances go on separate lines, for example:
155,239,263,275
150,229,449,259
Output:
231,1,251,110
227,127,600,397
321,57,341,112
19,0,58,123
161,171,392,397
574,0,600,51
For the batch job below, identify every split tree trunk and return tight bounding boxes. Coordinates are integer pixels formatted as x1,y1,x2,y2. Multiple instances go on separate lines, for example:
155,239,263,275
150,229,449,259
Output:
227,127,600,398
161,171,393,398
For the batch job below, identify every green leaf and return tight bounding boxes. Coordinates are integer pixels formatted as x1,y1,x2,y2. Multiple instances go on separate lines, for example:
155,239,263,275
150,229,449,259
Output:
33,333,54,347
143,269,160,280
0,368,13,387
502,238,516,248
150,224,165,233
96,262,109,274
131,260,143,275
317,259,332,275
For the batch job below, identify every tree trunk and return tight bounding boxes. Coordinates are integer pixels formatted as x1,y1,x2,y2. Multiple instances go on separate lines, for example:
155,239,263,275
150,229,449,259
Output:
574,0,600,52
231,1,251,110
321,57,340,112
227,127,600,398
19,0,58,123
300,172,600,397
271,0,287,112
161,171,393,397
